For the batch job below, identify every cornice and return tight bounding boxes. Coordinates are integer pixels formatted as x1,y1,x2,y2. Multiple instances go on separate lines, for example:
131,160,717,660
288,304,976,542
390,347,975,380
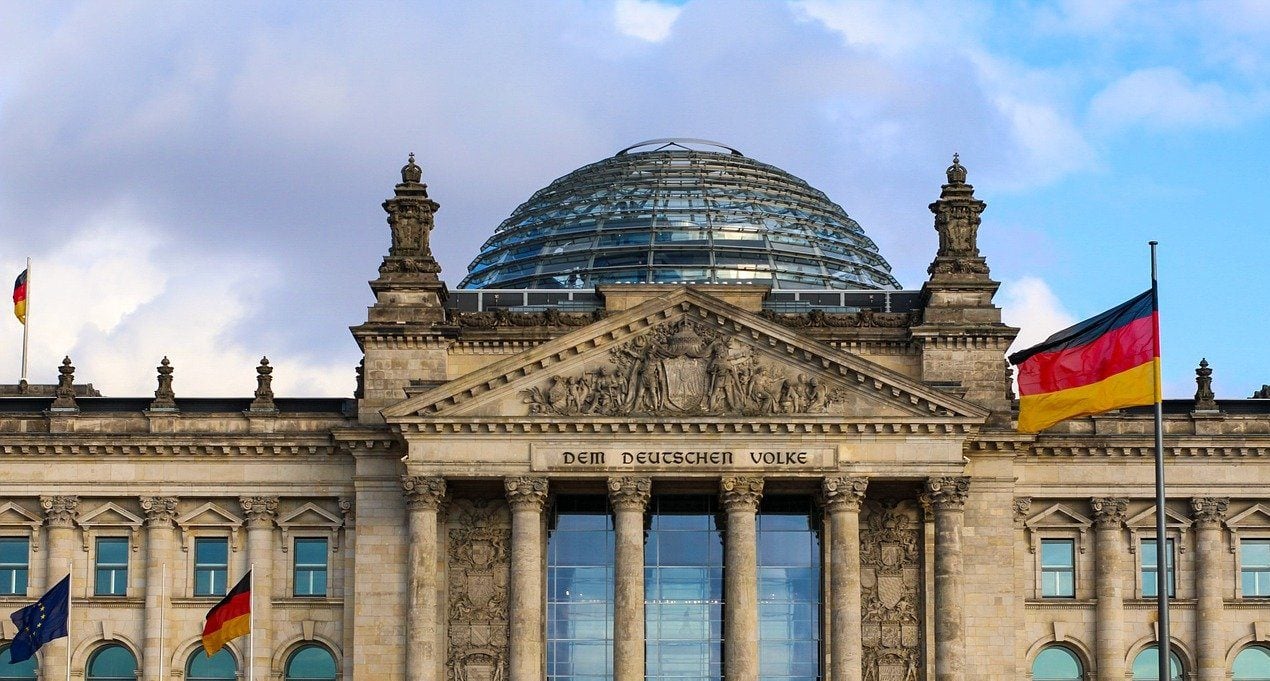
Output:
391,417,980,437
0,435,341,458
1025,437,1270,459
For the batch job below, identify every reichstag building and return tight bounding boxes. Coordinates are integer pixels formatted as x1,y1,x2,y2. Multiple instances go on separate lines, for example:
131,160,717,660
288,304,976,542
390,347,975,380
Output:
1,139,1268,681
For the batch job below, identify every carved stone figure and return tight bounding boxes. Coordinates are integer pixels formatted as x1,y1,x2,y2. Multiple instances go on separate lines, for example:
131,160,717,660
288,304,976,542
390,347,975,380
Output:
150,357,177,411
447,498,511,681
380,153,443,277
1195,358,1218,411
926,154,989,278
250,357,276,412
860,497,924,681
50,356,77,411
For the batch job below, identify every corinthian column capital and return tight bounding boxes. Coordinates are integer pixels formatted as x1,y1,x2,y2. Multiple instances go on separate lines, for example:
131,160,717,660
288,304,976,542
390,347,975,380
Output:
607,477,651,512
140,496,179,528
402,475,447,510
40,495,79,527
239,496,280,527
821,476,868,512
925,476,970,511
504,476,549,511
719,476,764,512
1191,496,1230,527
1090,497,1130,528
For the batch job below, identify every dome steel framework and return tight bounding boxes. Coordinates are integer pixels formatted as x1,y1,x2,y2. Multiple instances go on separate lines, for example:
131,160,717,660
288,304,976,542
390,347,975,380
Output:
459,139,901,290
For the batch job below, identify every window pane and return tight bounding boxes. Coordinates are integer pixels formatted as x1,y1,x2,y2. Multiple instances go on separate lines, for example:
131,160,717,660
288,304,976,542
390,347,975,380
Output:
758,496,820,681
0,538,29,596
294,538,327,565
1033,646,1082,680
1041,539,1075,598
1131,647,1183,680
1041,540,1074,568
194,538,229,596
95,538,128,597
647,496,722,681
549,496,613,681
0,645,37,680
1245,541,1270,568
1233,645,1270,680
294,538,328,597
285,645,336,680
88,645,138,680
187,649,237,680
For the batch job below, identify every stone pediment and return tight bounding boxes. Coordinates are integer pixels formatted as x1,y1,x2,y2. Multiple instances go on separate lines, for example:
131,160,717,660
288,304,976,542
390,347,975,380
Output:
384,288,988,425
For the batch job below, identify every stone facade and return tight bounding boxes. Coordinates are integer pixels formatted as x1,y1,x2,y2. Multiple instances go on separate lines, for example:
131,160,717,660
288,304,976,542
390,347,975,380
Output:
0,152,1268,681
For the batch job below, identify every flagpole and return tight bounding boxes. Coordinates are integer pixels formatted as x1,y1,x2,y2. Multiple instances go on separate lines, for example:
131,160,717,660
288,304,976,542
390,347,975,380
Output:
1150,240,1171,680
249,564,255,681
65,561,71,681
20,256,30,383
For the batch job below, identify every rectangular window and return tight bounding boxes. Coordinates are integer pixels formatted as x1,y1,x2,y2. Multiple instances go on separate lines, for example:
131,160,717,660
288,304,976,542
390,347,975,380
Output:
1141,538,1176,598
194,537,229,596
548,496,614,681
1242,540,1270,597
1040,539,1075,598
293,538,328,597
0,537,29,596
757,496,821,681
646,496,723,681
94,537,129,596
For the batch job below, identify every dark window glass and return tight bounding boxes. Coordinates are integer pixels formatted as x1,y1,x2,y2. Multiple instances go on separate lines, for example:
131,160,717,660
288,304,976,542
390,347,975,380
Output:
1243,540,1270,597
1032,646,1083,680
1141,538,1176,598
758,496,821,681
1131,646,1183,680
94,537,128,596
0,538,29,596
0,645,37,680
285,645,336,680
194,537,229,597
87,645,138,681
548,497,613,681
1040,539,1075,598
187,649,237,681
646,496,723,681
294,538,328,597
1233,645,1270,680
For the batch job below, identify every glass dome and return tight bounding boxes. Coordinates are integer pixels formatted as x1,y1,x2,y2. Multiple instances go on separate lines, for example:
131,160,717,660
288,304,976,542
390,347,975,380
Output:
459,139,901,290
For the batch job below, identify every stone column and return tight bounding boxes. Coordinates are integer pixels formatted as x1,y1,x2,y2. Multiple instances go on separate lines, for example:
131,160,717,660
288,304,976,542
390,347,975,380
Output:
240,496,279,680
822,477,867,681
140,496,178,681
403,476,447,681
721,476,764,681
39,496,78,681
1192,497,1229,681
505,477,549,681
1091,497,1129,681
607,477,651,681
926,476,969,681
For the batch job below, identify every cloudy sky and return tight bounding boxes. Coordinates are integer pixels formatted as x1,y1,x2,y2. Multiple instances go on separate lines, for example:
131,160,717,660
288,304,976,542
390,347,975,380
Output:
1,0,1267,399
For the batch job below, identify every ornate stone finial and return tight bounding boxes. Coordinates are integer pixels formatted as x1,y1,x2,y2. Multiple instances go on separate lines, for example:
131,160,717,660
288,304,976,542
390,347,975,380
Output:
719,476,765,512
402,476,447,510
338,498,354,524
354,358,365,400
239,496,279,526
821,476,868,512
1194,358,1218,411
150,357,177,411
1090,497,1129,528
927,153,989,278
249,356,277,412
40,495,79,527
504,476,549,511
1005,360,1017,402
946,153,967,185
50,356,78,411
140,496,179,527
1013,497,1033,523
1190,497,1229,527
607,477,652,511
925,476,970,510
401,152,423,185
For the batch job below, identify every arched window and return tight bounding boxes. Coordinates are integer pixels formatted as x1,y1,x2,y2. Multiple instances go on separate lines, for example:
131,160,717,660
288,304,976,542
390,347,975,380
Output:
0,645,37,681
187,649,237,681
1131,646,1183,680
1032,645,1083,680
285,645,337,681
87,645,138,681
1233,645,1270,681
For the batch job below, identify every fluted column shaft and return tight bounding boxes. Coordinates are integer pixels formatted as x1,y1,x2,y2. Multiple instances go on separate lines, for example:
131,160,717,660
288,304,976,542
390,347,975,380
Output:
505,477,549,681
927,477,969,681
823,477,867,681
608,477,651,681
1091,497,1129,681
241,496,278,680
1192,497,1229,681
141,496,178,681
721,476,764,681
403,477,447,681
40,496,78,681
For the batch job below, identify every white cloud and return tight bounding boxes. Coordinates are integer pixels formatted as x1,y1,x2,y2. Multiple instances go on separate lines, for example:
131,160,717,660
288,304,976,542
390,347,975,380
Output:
998,276,1076,359
1089,67,1258,131
615,0,682,42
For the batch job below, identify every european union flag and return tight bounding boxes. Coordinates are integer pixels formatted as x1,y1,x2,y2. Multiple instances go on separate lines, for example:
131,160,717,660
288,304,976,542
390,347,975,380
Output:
8,575,69,664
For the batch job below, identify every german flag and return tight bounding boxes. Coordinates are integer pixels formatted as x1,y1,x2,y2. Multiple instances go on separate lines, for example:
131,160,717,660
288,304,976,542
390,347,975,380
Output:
1009,289,1159,433
202,571,250,657
12,269,27,324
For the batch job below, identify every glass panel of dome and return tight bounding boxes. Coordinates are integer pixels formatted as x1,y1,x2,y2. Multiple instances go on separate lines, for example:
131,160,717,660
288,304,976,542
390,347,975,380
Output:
654,230,709,244
597,232,650,248
652,268,708,283
593,253,648,269
714,253,769,266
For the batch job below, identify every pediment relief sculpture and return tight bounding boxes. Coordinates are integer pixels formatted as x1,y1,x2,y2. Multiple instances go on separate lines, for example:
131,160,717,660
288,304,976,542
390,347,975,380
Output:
521,318,849,417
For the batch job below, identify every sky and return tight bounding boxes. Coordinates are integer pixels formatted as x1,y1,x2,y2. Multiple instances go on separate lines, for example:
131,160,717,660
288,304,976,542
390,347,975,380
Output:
0,0,1267,400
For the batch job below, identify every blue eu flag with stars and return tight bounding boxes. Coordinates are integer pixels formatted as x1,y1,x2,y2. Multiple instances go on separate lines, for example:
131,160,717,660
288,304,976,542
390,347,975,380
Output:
8,575,69,664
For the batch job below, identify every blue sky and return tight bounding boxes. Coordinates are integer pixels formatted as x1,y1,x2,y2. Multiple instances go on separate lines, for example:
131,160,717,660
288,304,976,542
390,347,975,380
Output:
0,0,1266,398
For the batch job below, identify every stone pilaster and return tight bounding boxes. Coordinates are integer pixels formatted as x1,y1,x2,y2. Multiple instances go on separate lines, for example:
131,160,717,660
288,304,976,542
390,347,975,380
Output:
140,496,178,681
403,476,447,681
720,476,764,681
1192,496,1229,681
39,496,77,681
504,477,548,681
926,476,969,681
823,477,867,681
1091,497,1129,681
240,496,278,679
607,476,651,681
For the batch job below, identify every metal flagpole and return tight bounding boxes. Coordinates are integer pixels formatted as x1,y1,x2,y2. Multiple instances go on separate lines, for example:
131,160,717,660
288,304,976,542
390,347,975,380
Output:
1150,241,1171,681
65,561,71,681
20,256,30,383
249,564,255,681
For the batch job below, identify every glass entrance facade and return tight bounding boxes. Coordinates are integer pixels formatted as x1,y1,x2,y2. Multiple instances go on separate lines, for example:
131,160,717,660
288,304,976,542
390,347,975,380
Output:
758,497,822,681
645,496,725,681
548,496,615,681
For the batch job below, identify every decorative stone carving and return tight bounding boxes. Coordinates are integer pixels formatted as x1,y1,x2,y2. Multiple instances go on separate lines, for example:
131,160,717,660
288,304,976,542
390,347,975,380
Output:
1013,497,1033,523
1194,358,1218,411
150,357,177,411
522,317,848,417
1090,497,1129,527
822,476,868,512
447,498,511,681
606,477,651,511
40,495,79,527
50,356,77,411
758,308,915,329
239,496,279,527
1191,497,1229,527
403,476,448,510
719,476,764,512
860,497,925,681
379,153,442,277
140,496,179,527
927,154,990,277
354,359,365,400
455,307,606,329
503,477,548,511
250,357,276,412
925,476,970,510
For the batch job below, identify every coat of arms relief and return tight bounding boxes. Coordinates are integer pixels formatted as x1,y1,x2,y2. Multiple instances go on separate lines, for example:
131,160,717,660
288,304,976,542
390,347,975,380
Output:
860,498,925,681
522,318,848,417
